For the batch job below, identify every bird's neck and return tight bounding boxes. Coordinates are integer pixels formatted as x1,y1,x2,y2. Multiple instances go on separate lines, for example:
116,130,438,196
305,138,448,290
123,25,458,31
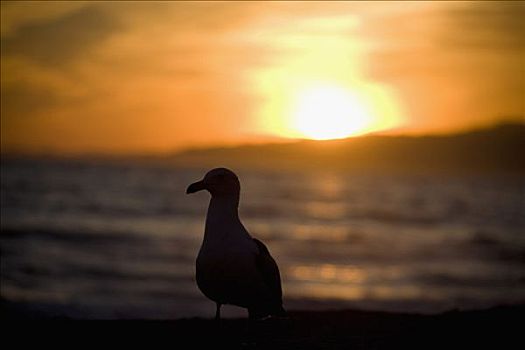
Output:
203,194,241,241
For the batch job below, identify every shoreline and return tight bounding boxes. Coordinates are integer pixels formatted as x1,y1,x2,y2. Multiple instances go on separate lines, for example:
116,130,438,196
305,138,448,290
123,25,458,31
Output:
3,304,523,349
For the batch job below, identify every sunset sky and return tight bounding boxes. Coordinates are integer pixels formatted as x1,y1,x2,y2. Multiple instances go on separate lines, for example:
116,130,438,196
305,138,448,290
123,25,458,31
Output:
1,1,523,154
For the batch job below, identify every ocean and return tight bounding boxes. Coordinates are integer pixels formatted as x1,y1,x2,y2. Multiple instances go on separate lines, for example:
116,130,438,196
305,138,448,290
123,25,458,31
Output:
1,158,524,319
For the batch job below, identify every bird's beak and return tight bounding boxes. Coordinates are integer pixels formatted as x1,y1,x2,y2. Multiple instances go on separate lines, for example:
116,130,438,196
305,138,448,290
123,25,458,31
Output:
186,180,206,194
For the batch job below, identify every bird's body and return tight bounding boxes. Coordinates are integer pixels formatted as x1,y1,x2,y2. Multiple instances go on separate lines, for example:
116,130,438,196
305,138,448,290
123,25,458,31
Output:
187,168,285,319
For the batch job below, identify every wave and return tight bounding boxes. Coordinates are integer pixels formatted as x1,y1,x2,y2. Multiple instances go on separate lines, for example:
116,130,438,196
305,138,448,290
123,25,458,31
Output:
1,228,148,245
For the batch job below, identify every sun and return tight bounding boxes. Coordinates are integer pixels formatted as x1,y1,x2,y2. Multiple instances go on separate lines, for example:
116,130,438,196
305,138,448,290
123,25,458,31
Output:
291,84,373,140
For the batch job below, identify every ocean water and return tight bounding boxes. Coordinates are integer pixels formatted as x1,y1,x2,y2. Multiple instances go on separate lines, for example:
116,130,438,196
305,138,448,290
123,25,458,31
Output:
1,158,524,319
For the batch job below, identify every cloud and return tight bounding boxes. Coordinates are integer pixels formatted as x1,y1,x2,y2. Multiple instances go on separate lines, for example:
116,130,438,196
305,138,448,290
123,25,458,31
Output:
1,5,120,66
0,1,88,36
0,84,60,117
365,2,524,79
1,2,523,153
360,2,524,130
438,1,525,51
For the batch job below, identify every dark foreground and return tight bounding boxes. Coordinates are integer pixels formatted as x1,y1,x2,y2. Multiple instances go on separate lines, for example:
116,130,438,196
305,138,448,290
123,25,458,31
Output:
2,305,523,349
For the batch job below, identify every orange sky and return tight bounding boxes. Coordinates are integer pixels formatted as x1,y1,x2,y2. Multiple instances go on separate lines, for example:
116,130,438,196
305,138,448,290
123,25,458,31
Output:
1,1,523,154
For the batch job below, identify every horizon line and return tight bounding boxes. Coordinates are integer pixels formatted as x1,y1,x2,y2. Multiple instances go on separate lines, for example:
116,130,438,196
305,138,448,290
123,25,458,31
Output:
1,119,523,159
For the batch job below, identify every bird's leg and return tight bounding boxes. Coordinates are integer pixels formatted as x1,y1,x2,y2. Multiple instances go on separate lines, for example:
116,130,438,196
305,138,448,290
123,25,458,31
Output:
215,302,222,321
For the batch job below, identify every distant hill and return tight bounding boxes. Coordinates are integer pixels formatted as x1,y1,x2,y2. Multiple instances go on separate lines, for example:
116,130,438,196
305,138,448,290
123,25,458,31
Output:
168,123,525,173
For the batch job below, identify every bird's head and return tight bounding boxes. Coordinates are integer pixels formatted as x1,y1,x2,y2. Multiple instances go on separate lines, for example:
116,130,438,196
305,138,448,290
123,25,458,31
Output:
186,167,240,197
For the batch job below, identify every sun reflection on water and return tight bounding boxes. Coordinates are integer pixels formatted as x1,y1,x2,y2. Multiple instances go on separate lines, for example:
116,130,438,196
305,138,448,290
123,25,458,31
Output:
291,284,426,301
304,201,347,220
290,264,366,283
291,225,350,241
286,264,430,302
313,173,345,200
301,173,348,220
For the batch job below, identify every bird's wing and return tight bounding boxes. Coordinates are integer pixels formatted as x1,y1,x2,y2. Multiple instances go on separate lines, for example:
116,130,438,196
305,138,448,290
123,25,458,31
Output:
252,238,283,303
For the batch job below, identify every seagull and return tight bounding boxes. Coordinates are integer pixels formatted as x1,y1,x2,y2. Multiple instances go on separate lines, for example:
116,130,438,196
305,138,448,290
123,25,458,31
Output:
186,167,286,320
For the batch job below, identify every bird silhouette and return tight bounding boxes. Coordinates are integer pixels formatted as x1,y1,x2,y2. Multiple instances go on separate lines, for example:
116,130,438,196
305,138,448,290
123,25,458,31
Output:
186,167,286,320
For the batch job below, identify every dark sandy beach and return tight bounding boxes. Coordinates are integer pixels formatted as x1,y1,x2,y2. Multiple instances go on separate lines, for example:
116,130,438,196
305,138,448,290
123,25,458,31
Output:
2,303,523,349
